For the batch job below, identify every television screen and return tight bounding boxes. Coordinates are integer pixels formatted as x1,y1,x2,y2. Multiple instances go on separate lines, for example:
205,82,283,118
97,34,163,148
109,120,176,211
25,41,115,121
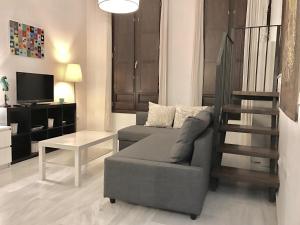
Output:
17,72,54,103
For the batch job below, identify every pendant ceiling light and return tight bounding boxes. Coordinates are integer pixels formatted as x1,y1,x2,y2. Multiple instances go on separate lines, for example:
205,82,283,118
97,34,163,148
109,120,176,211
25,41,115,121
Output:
98,0,139,14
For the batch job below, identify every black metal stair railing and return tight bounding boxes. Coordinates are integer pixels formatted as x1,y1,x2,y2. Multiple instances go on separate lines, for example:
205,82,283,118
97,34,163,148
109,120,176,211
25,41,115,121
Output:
213,33,233,166
212,25,281,166
214,33,233,127
233,25,281,93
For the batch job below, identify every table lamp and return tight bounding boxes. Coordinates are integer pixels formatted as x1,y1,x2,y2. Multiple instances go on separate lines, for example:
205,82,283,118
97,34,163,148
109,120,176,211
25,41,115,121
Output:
64,64,83,102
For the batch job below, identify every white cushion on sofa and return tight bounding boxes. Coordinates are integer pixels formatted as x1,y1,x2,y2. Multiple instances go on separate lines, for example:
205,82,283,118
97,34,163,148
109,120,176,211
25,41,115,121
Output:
145,102,176,128
173,106,208,128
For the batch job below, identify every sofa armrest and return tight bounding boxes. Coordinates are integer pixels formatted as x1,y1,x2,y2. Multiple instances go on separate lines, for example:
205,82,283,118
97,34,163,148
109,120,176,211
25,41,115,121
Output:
136,111,148,125
191,127,213,171
104,156,208,215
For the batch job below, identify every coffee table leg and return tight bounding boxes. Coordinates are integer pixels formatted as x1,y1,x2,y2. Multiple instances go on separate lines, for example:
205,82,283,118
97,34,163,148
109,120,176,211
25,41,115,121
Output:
83,149,88,174
39,146,46,180
75,149,81,187
113,135,118,153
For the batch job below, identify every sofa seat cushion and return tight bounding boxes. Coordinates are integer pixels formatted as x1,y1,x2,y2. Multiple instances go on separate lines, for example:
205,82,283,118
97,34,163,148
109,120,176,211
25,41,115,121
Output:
113,133,180,163
118,125,179,142
104,155,206,215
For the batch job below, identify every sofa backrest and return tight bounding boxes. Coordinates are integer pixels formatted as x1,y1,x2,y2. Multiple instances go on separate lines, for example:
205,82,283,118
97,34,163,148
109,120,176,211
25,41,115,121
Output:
136,110,213,170
136,112,148,125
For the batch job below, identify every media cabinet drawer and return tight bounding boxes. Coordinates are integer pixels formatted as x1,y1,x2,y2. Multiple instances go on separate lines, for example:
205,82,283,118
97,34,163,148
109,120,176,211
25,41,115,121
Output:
0,129,11,148
0,147,12,165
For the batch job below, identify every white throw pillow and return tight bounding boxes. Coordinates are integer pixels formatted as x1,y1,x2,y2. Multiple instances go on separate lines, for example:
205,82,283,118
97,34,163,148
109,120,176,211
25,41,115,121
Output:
145,102,176,128
173,105,208,128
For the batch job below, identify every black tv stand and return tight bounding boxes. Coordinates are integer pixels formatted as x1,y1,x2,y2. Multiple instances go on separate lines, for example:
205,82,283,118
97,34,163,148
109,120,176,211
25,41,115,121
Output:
0,103,76,163
13,104,31,108
28,102,37,106
18,102,51,107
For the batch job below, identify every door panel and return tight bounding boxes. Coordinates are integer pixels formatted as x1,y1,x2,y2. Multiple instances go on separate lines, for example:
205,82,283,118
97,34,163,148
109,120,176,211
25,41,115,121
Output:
230,0,248,94
134,0,160,111
112,0,161,112
203,0,230,105
203,0,248,106
112,14,135,111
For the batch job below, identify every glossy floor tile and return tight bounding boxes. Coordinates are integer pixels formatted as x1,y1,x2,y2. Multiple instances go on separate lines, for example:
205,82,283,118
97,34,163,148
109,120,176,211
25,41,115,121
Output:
0,149,277,225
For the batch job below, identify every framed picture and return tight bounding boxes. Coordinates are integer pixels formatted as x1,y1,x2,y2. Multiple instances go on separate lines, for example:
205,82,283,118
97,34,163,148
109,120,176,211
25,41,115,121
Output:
9,20,45,59
280,0,300,121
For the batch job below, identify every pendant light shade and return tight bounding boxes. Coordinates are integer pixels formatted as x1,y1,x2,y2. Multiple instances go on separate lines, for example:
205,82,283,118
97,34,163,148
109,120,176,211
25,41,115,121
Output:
98,0,139,14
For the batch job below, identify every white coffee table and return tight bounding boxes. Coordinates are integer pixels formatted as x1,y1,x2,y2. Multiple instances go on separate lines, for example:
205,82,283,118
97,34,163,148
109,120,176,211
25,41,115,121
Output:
39,131,118,187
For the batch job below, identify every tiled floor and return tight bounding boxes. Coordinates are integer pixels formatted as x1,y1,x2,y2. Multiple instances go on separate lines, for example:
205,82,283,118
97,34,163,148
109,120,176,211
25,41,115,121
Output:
0,149,277,225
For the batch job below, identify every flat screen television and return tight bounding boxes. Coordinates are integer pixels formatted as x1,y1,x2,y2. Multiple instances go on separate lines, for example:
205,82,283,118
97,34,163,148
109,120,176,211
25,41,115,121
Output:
17,72,54,103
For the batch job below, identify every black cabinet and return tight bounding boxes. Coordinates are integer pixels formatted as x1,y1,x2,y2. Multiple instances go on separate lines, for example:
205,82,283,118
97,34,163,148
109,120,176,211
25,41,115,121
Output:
0,103,76,163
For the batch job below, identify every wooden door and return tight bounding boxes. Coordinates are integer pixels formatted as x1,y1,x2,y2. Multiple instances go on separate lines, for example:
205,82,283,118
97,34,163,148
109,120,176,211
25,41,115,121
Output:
112,0,161,113
112,14,135,112
134,0,161,111
230,0,248,94
203,0,248,106
203,0,230,106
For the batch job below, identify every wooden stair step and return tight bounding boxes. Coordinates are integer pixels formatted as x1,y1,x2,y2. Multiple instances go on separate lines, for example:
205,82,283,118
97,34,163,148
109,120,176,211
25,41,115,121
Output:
220,144,279,159
232,91,279,101
220,124,279,135
211,166,279,188
223,104,279,115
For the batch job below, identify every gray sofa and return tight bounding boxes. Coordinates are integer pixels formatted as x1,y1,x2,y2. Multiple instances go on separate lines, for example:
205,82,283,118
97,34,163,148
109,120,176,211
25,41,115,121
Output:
104,112,213,220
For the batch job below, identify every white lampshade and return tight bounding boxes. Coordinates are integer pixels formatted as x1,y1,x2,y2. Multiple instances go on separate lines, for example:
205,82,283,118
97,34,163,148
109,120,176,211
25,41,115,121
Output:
98,0,139,14
64,64,83,83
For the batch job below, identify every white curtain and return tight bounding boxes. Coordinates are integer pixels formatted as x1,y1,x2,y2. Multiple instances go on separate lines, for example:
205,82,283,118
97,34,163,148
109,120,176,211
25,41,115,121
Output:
242,0,270,93
158,0,169,105
241,0,269,145
191,0,204,106
104,15,113,131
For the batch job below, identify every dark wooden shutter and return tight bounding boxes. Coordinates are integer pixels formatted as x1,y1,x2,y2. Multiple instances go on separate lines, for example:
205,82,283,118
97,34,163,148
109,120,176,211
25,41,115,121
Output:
203,0,230,106
134,0,161,111
112,0,161,113
229,0,248,95
203,0,247,106
112,14,135,112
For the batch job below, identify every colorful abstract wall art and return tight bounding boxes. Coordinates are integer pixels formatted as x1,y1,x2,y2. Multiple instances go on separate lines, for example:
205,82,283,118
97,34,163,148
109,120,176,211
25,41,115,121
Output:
9,20,45,59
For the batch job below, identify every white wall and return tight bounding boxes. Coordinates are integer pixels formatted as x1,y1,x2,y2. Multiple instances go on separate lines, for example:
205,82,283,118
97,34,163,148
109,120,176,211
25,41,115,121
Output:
86,0,111,131
274,2,299,223
85,0,136,132
0,0,87,130
272,1,300,223
277,107,300,225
